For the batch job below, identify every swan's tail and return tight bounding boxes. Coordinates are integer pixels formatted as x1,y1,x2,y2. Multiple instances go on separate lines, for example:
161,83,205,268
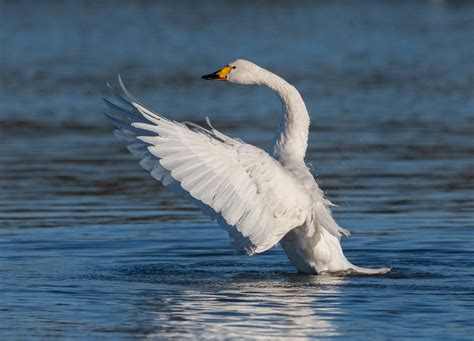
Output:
348,265,391,275
281,225,391,275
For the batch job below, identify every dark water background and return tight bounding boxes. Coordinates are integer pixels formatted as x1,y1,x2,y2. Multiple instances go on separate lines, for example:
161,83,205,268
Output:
1,0,473,339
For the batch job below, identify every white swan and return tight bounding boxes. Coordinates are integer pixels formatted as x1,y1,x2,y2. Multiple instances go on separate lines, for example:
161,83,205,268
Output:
104,59,390,275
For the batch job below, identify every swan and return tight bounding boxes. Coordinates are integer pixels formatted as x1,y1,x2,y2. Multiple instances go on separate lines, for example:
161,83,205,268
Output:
103,59,390,275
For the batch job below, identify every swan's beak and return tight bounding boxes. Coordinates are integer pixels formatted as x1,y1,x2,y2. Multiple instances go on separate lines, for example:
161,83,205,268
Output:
201,65,232,81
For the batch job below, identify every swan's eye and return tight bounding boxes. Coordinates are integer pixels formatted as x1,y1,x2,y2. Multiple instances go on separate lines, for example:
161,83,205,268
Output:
232,66,236,69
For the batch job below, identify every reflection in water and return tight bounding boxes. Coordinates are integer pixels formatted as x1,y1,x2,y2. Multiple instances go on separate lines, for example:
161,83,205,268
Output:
144,275,345,339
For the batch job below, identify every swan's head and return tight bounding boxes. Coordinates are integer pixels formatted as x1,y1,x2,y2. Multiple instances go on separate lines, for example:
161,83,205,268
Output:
201,59,263,85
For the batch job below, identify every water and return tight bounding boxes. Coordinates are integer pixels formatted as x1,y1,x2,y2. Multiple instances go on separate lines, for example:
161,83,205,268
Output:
1,0,473,339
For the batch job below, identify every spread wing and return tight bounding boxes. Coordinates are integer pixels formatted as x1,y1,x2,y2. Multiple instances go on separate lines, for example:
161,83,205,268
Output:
104,78,311,254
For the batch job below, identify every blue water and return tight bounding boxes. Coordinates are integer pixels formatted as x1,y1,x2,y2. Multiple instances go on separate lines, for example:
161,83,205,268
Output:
1,1,473,339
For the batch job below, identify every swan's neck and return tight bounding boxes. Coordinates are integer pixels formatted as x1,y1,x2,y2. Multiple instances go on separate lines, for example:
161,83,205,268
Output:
258,71,310,163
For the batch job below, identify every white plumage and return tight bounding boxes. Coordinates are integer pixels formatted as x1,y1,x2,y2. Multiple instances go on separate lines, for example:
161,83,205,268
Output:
104,59,389,275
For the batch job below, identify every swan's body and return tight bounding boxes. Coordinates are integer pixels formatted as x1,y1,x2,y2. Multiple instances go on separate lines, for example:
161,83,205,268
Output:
104,59,389,275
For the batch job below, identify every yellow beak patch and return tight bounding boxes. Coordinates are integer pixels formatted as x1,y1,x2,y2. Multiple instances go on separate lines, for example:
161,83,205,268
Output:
201,65,233,81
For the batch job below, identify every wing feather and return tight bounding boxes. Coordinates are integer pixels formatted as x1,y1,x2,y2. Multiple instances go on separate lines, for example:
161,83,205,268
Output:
104,80,311,254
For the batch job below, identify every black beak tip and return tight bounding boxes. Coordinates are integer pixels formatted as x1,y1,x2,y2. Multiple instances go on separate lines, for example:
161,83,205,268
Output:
201,70,224,80
201,73,216,80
